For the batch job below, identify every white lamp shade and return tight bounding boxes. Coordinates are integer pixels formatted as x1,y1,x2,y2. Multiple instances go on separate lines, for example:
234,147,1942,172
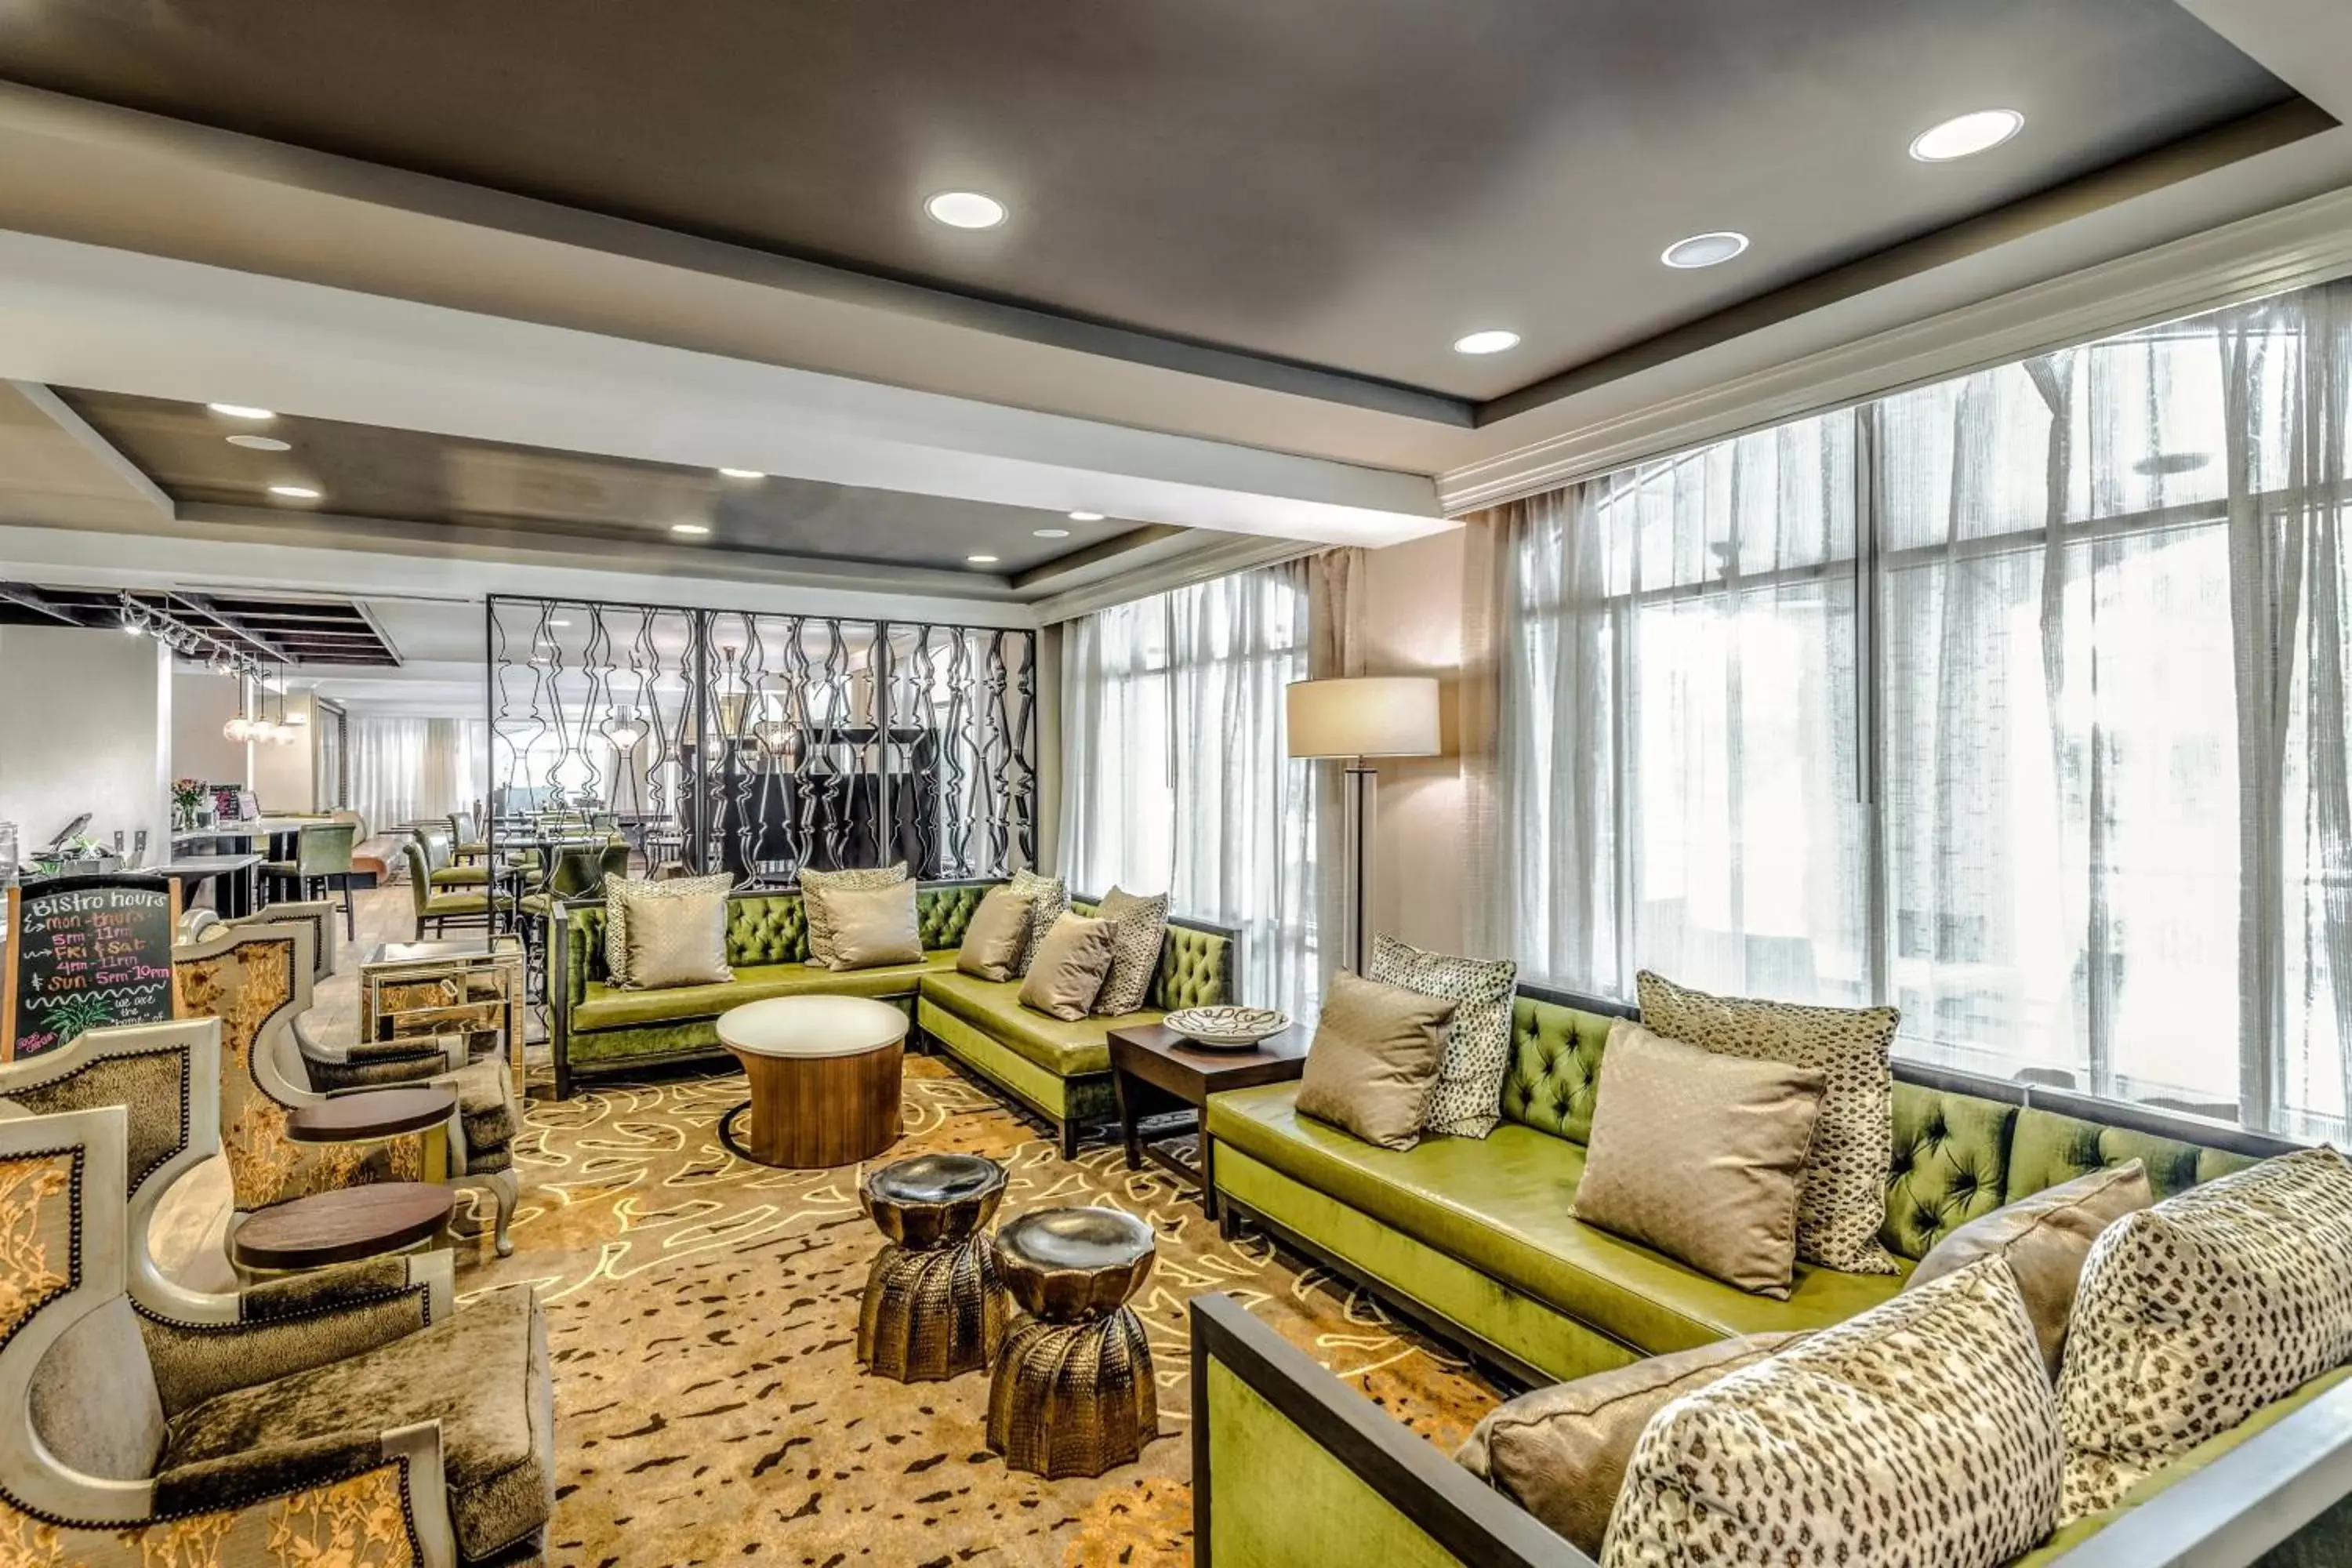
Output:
1285,676,1441,759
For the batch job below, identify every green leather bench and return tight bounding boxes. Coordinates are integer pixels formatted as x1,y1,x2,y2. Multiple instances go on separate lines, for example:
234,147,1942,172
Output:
1204,982,2291,1387
551,884,1238,1157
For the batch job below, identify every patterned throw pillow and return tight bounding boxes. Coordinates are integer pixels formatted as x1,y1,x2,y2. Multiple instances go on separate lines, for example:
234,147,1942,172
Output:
800,863,907,971
1601,1257,2062,1568
1090,886,1170,1016
2056,1147,2352,1520
604,874,731,988
1367,935,1518,1138
1635,970,1900,1276
1006,869,1069,977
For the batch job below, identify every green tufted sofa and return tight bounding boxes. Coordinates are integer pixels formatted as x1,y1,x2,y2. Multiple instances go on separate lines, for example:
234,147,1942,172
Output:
1204,982,2296,1388
551,884,1239,1156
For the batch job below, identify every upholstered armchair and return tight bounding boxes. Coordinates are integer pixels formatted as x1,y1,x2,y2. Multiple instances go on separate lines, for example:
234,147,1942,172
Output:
231,896,341,979
175,920,521,1260
406,839,512,939
0,1021,554,1566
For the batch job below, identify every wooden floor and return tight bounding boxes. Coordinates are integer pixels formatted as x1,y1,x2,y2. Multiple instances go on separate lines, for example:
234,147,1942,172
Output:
152,880,490,1289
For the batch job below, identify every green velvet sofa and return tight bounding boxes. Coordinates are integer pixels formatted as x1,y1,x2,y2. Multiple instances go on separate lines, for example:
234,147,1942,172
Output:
1193,979,2339,1566
1191,1292,2352,1567
551,882,1238,1155
1203,982,2296,1387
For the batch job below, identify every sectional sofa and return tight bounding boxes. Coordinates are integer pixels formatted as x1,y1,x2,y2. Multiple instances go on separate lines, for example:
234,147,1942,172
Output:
1193,980,2337,1566
550,880,1236,1153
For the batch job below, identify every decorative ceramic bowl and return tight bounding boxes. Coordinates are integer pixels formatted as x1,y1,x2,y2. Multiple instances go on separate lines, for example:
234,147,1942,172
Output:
1165,1005,1291,1049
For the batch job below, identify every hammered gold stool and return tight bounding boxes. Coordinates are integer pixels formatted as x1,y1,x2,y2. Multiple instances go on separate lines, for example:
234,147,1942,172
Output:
985,1207,1159,1479
856,1152,1008,1381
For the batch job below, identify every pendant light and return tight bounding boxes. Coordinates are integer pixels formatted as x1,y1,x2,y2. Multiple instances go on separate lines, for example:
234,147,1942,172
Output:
222,673,254,743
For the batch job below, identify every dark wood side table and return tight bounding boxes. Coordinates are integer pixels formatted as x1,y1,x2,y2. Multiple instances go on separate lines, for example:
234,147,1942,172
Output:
1107,1023,1307,1221
230,1183,456,1272
286,1085,457,1143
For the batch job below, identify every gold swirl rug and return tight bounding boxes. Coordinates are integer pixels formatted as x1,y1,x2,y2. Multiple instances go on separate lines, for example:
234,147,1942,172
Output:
456,1056,1497,1566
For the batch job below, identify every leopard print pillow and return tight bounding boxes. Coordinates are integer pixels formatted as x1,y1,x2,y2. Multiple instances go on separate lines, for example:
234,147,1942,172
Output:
1635,970,1900,1276
2056,1146,2352,1520
1602,1256,2061,1568
1367,935,1518,1138
1090,886,1170,1016
1007,869,1069,978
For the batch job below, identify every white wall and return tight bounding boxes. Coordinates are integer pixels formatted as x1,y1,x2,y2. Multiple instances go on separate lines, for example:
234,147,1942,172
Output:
1362,530,1475,956
170,669,249,789
248,689,318,814
0,625,169,861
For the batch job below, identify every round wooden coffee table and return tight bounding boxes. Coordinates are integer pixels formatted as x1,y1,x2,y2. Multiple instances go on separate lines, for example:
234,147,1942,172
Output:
715,995,909,1168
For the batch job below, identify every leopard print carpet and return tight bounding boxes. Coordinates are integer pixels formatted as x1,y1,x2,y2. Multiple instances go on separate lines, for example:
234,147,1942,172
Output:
452,1056,1497,1566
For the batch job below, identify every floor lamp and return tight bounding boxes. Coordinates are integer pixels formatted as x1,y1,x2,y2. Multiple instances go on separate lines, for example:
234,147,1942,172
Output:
1284,676,1442,975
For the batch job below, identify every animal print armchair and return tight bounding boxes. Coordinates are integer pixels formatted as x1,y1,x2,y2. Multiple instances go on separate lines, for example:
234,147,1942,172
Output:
0,1018,555,1566
173,920,521,1261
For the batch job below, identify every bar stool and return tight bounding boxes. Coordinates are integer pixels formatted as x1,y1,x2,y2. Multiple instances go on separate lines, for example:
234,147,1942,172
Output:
985,1207,1159,1478
260,821,359,939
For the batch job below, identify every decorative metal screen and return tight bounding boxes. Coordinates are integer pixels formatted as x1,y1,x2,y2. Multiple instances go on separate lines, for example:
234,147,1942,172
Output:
485,595,1036,884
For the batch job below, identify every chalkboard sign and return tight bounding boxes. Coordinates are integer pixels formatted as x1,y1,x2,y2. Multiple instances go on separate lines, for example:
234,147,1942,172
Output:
3,874,179,1061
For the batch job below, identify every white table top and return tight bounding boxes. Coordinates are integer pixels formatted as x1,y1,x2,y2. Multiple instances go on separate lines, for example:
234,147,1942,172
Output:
716,995,909,1058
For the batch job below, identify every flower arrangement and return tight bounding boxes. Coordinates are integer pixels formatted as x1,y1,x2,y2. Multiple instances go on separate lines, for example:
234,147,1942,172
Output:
171,778,209,815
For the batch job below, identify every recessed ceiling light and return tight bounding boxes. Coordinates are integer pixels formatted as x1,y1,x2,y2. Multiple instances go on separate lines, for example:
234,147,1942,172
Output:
670,522,711,536
1661,231,1751,269
1453,329,1521,355
208,402,275,420
1910,109,2025,163
227,434,292,452
1067,510,1105,521
718,467,764,480
1033,528,1071,539
967,554,1000,564
266,484,321,501
926,191,1007,230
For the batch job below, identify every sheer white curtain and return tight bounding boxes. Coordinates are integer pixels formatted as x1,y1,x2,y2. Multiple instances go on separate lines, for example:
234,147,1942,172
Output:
1482,277,2352,1138
1483,413,1867,1004
1058,561,1336,1018
350,715,488,830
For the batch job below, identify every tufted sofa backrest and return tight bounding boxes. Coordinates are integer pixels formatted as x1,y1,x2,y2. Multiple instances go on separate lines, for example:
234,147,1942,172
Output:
1507,982,2297,1264
561,880,993,1000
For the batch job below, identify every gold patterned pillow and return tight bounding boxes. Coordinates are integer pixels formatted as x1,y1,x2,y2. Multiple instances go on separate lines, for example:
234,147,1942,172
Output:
604,873,731,988
800,863,907,970
1635,970,1900,1276
1090,886,1170,1016
2056,1147,2352,1520
621,889,734,989
1007,869,1069,977
1602,1257,2062,1568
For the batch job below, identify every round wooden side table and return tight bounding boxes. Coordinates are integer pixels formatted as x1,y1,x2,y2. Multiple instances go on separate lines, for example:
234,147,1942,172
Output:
715,995,908,1168
231,1183,456,1274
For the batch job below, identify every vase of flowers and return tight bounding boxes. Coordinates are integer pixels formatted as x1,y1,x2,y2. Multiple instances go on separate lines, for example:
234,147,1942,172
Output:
172,778,211,831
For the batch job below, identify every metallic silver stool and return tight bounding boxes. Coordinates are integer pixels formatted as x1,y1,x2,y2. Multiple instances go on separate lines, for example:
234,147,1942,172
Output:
856,1152,1007,1381
985,1206,1159,1478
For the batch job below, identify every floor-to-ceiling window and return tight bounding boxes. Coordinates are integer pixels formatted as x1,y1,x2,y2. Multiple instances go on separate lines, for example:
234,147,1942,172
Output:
1058,560,1334,1018
1483,278,2352,1138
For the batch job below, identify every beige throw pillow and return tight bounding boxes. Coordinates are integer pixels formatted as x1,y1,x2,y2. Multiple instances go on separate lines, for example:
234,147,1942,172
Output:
1573,1020,1825,1298
2057,1147,2352,1520
1017,912,1118,1021
1602,1258,2063,1568
1091,886,1171,1015
621,889,733,990
605,873,731,988
823,880,923,971
801,863,907,970
1636,969,1901,1276
1294,971,1459,1152
1007,869,1069,977
956,885,1035,982
1908,1160,2153,1380
1457,1332,1809,1558
1366,934,1518,1139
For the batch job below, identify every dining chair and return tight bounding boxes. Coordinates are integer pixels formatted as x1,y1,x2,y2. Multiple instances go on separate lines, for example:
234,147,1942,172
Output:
261,821,360,939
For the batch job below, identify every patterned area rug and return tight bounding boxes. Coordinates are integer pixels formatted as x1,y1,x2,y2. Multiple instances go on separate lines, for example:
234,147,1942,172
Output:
455,1056,1497,1566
